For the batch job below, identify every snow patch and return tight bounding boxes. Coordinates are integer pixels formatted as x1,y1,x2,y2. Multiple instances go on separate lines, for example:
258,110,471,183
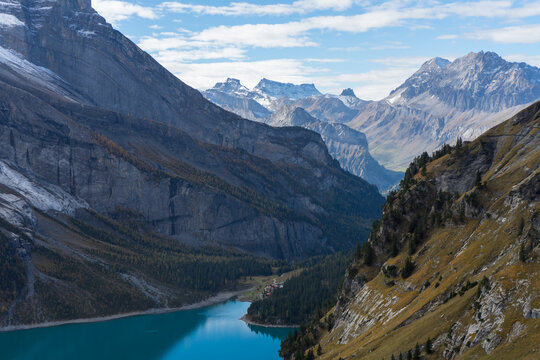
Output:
0,161,88,215
77,29,95,37
0,12,23,27
0,45,81,101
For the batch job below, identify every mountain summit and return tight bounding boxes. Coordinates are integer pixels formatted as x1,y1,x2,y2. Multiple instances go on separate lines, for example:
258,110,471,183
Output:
349,51,540,170
254,78,322,99
340,88,357,97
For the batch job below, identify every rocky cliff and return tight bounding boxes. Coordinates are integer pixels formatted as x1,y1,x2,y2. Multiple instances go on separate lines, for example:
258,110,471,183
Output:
285,102,540,359
0,0,384,261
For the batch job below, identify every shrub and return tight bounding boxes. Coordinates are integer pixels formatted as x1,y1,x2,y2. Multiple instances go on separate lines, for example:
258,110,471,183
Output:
401,257,415,279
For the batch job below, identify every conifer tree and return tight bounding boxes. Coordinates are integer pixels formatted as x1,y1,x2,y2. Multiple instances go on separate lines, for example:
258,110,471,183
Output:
426,337,433,354
413,343,421,360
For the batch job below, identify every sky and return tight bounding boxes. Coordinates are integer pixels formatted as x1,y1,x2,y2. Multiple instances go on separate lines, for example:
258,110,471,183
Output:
92,0,540,100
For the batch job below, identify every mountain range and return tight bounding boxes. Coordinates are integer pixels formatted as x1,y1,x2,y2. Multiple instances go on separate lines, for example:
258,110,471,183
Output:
0,0,384,326
203,80,401,193
203,51,540,179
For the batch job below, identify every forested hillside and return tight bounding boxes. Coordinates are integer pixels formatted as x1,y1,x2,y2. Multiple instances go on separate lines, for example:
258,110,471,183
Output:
280,101,540,360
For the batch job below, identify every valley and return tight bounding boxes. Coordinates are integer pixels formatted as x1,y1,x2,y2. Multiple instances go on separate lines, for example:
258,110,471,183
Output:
0,1,539,360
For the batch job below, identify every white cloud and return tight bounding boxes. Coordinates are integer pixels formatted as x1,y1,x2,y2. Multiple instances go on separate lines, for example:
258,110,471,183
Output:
437,34,458,40
149,24,163,30
156,47,248,62
160,0,356,17
469,24,540,44
182,1,540,50
162,59,321,90
314,67,421,100
370,41,410,50
503,54,540,67
372,56,433,67
93,0,159,24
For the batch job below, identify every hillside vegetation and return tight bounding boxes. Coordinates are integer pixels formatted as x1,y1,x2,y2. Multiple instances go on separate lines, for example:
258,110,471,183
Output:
283,101,540,359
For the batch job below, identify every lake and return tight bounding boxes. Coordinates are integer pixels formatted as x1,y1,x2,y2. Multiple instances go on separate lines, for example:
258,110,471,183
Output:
0,300,296,360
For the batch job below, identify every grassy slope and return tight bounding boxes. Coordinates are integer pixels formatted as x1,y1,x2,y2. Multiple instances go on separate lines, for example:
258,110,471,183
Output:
313,103,540,359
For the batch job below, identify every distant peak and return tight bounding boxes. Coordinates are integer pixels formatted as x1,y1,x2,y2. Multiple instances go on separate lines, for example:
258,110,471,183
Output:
254,78,321,99
210,78,248,93
420,57,450,70
461,51,503,63
340,88,357,97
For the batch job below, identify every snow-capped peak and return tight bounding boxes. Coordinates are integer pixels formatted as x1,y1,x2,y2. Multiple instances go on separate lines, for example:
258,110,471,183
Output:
210,78,250,96
417,57,451,73
254,78,321,100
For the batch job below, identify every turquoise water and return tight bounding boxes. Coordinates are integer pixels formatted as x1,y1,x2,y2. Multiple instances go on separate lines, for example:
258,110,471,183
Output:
0,301,295,360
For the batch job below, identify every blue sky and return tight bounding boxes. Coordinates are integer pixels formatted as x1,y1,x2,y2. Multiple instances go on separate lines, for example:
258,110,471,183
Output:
93,0,540,100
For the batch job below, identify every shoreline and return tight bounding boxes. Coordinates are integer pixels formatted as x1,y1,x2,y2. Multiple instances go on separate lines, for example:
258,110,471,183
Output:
0,289,247,333
240,314,298,328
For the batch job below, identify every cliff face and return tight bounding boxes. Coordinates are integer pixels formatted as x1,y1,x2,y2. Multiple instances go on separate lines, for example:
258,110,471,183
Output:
0,0,384,262
311,102,540,359
266,106,403,193
0,0,387,328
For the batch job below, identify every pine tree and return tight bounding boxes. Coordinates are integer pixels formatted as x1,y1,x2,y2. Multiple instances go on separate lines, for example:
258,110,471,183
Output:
390,237,399,257
426,337,433,354
413,343,420,360
306,349,315,360
317,345,322,356
407,349,412,360
475,171,482,188
363,242,374,265
401,257,415,278
354,242,362,259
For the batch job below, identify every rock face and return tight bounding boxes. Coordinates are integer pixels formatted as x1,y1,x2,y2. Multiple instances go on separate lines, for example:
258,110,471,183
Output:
203,79,399,193
348,52,540,170
309,102,540,360
266,106,403,193
0,0,385,261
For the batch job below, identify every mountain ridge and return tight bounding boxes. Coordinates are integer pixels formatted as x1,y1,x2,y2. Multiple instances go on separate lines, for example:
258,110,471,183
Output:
202,79,400,193
282,101,540,359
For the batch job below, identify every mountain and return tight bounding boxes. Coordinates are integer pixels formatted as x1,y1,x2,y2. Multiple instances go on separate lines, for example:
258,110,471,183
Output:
282,102,540,359
0,0,385,326
293,95,362,123
203,79,272,121
348,51,540,170
266,106,403,193
254,78,321,100
203,79,400,193
202,77,323,119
